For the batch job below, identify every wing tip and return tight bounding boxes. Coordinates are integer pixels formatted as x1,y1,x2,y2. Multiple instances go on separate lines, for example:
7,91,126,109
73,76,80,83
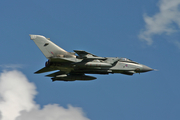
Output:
29,34,36,40
29,34,46,40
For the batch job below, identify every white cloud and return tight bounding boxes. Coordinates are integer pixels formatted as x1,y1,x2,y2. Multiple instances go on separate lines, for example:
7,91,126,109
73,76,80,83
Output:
0,70,90,120
139,0,180,45
0,70,36,120
16,104,89,120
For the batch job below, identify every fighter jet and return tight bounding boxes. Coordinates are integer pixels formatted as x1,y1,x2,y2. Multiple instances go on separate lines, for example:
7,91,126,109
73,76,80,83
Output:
30,35,153,81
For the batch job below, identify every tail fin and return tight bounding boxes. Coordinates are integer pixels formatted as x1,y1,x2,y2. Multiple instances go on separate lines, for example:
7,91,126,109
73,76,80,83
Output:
30,35,75,59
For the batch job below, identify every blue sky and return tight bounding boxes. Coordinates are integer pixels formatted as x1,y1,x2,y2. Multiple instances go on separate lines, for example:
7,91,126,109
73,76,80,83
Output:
0,0,180,120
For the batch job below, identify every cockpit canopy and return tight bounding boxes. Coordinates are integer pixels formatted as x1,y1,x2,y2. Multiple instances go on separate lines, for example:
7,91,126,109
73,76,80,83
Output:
119,58,138,64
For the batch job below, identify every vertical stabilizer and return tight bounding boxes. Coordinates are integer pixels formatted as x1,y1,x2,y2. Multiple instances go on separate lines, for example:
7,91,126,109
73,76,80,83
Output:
30,35,75,59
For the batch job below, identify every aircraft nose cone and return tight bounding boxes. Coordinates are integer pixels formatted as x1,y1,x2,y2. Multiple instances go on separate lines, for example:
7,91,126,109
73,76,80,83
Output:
142,65,153,72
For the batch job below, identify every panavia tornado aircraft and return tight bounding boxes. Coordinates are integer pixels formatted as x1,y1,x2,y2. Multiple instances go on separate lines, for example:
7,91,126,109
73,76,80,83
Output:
30,35,153,81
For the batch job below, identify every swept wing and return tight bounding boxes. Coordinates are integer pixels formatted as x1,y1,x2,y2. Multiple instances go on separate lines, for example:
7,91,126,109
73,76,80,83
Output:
74,50,106,60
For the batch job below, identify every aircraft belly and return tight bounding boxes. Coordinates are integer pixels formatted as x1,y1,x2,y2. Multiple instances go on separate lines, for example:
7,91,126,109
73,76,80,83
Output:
53,74,96,81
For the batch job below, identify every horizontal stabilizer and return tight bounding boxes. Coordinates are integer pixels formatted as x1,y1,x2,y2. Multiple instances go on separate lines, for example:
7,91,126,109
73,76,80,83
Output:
35,67,58,74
